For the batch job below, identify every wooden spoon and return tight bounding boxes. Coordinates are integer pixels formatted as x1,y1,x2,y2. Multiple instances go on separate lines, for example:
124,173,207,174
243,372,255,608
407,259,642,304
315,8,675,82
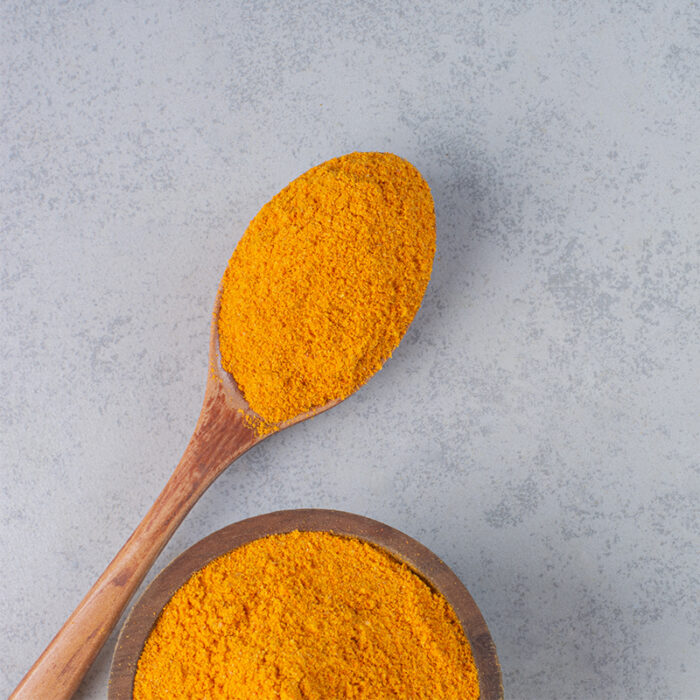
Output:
10,286,341,700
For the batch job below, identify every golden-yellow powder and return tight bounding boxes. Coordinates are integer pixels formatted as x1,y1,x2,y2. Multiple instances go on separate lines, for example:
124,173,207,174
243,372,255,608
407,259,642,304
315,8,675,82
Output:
218,152,435,427
134,531,479,699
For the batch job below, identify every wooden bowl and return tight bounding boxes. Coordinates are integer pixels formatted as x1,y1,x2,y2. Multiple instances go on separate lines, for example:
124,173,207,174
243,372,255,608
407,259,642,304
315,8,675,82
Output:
108,509,503,699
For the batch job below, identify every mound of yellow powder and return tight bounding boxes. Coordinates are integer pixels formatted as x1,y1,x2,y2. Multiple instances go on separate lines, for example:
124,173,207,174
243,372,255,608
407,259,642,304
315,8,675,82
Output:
217,152,435,426
134,531,479,699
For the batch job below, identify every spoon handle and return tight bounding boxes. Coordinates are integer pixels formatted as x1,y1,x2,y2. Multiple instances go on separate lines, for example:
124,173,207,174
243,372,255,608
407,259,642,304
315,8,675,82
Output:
10,376,257,700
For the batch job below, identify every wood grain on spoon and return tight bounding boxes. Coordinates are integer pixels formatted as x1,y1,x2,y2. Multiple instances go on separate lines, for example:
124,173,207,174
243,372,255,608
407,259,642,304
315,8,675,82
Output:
9,288,337,700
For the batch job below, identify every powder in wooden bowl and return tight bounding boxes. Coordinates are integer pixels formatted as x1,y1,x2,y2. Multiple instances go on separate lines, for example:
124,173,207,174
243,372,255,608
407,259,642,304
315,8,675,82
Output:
133,531,479,699
217,152,435,428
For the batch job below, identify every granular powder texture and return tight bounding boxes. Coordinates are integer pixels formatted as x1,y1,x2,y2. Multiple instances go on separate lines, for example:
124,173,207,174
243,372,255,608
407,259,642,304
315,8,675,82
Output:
133,530,479,699
217,152,435,426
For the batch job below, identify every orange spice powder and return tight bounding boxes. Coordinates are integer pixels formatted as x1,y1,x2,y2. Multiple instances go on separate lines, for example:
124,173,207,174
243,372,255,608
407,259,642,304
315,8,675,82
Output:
217,152,435,428
134,531,479,699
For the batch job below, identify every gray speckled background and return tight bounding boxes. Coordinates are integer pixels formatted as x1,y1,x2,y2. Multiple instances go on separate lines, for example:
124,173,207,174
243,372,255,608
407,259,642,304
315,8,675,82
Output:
2,2,699,699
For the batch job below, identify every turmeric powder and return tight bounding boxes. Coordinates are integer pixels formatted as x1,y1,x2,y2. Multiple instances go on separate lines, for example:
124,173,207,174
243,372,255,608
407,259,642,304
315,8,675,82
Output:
218,152,435,426
133,531,479,699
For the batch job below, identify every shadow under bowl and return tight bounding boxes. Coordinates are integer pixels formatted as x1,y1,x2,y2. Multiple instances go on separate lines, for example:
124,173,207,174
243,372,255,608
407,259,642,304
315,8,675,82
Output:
109,508,503,699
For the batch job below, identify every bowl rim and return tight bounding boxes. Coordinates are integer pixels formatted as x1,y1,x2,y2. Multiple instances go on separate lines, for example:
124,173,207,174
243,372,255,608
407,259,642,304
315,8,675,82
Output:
108,508,503,699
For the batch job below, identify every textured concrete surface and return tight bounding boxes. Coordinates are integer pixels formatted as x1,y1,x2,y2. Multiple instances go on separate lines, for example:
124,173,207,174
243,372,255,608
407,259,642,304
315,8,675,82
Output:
2,2,699,698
